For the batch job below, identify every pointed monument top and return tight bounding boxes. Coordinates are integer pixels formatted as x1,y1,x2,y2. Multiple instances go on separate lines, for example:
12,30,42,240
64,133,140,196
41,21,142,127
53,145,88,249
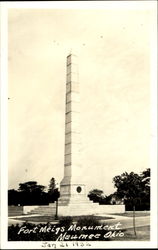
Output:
67,49,77,58
67,51,78,65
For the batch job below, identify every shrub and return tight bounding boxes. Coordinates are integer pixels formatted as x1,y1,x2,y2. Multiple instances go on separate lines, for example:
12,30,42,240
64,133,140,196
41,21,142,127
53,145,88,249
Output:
59,216,73,227
77,215,100,227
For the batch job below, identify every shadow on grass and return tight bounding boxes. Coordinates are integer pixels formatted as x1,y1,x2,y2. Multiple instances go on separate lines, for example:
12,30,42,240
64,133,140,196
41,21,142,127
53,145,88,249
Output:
12,215,114,223
111,212,150,217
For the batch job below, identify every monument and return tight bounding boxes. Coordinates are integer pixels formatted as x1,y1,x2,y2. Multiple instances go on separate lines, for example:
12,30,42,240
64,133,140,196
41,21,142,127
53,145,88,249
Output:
59,53,87,205
57,53,125,215
23,53,125,216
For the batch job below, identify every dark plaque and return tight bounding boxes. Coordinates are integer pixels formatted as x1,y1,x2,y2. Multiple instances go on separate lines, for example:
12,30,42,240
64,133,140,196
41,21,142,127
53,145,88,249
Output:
76,186,82,193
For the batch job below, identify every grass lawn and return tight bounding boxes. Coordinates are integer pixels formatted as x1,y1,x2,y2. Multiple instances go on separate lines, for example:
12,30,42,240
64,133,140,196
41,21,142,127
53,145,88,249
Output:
70,215,114,220
112,212,150,217
13,215,114,223
112,226,150,241
8,215,150,241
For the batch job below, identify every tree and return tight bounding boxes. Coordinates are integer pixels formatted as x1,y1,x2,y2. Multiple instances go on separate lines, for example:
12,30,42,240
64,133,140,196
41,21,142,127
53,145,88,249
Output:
48,178,55,194
88,189,106,203
8,189,20,205
105,192,124,205
140,168,150,187
113,172,143,236
18,181,47,205
18,181,45,193
48,178,60,203
139,168,150,210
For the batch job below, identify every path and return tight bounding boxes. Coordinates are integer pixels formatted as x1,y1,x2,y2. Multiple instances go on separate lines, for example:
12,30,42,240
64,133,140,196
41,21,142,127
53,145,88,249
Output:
8,214,150,229
99,214,150,229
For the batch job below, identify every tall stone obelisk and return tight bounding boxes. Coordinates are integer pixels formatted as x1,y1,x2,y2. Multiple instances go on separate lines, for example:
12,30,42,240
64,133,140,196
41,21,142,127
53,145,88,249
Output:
57,53,124,216
59,53,87,205
26,53,125,216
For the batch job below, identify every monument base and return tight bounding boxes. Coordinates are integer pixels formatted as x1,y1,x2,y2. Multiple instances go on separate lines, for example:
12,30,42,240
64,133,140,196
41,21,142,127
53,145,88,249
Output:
59,177,88,206
58,202,100,216
24,203,125,216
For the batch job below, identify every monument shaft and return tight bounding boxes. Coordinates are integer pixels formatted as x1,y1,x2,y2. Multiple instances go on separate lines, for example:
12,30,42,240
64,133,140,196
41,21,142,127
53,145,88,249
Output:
59,54,86,204
65,54,81,179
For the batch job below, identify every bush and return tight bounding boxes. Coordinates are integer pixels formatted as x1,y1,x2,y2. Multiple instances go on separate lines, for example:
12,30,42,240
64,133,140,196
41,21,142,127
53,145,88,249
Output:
58,216,73,227
77,215,100,227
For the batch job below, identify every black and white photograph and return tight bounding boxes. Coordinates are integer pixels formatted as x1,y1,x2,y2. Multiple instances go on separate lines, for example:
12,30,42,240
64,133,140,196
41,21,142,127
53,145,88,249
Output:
0,1,157,249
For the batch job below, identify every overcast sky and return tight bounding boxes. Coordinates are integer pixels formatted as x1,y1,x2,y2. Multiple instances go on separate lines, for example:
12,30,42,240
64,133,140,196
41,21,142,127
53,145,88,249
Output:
8,5,155,195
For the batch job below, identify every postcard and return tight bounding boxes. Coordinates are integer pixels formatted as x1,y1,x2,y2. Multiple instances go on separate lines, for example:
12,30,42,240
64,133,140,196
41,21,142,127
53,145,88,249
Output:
0,1,157,249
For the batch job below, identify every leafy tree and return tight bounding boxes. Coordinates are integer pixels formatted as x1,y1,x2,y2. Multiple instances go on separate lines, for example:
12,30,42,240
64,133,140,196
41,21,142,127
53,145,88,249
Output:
8,189,19,205
88,189,106,203
18,181,45,193
113,172,143,236
104,192,124,205
8,179,61,205
140,168,150,187
18,181,47,205
139,168,150,210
